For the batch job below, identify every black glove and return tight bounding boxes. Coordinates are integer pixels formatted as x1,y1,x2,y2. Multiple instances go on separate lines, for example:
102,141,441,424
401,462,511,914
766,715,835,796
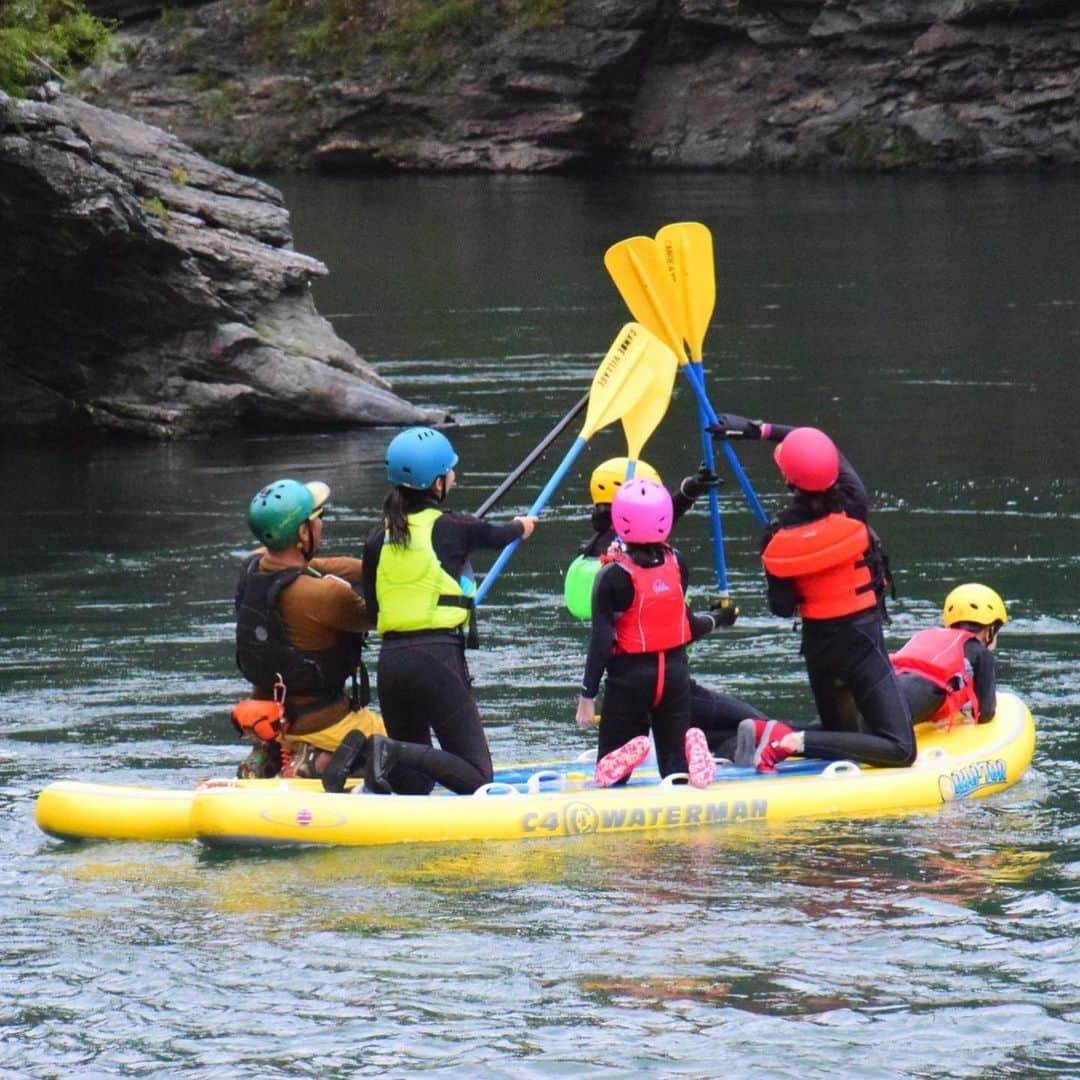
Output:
709,597,739,627
707,414,765,440
679,464,722,500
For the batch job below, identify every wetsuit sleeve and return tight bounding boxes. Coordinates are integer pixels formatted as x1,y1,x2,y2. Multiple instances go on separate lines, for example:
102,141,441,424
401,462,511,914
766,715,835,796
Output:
430,513,524,583
835,453,871,523
360,526,385,623
456,512,525,550
763,423,796,443
765,569,799,618
669,549,712,640
672,484,694,520
758,521,800,617
580,563,632,698
966,639,998,721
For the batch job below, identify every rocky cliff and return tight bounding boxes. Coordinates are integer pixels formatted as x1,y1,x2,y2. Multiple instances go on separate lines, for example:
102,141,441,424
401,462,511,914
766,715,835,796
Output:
81,0,1080,174
0,86,447,438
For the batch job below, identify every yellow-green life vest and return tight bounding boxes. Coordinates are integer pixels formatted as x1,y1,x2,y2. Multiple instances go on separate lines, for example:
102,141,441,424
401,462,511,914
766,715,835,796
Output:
376,508,474,633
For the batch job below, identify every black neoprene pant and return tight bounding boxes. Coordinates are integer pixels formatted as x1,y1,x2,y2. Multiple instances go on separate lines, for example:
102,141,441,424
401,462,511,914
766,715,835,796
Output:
896,672,948,726
691,680,769,756
800,613,916,767
598,649,692,778
376,632,494,794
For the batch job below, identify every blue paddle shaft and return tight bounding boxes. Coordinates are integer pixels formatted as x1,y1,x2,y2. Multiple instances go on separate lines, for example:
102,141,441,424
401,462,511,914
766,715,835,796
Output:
684,363,768,525
695,385,729,594
474,434,588,606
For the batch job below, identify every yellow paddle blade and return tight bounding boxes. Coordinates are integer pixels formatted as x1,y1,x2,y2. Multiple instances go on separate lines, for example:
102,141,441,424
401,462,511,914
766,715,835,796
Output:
603,236,688,362
621,327,679,462
579,322,658,442
656,221,716,363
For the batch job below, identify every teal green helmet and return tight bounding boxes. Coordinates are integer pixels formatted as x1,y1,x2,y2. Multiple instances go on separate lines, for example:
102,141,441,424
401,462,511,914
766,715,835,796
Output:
247,479,329,549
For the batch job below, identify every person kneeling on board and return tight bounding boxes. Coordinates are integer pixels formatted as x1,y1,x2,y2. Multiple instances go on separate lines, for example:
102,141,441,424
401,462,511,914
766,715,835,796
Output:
323,427,537,796
892,582,1007,727
232,478,383,780
710,418,911,772
574,477,723,789
564,455,773,759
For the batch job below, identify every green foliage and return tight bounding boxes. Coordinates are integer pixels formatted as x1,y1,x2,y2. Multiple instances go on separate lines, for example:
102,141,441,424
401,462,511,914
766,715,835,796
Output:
0,0,111,96
826,121,938,171
510,0,565,34
157,6,188,32
243,0,566,82
371,0,485,79
140,194,169,221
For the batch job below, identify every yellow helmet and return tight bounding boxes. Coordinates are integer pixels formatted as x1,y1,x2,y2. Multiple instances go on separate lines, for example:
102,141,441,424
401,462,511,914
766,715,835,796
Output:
943,583,1008,628
589,457,661,505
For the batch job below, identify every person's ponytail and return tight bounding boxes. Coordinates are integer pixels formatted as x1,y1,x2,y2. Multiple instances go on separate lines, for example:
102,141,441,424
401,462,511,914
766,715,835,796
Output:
383,487,411,545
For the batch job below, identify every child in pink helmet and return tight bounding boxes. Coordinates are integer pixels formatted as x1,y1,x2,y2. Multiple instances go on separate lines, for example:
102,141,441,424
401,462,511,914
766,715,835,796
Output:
574,478,726,788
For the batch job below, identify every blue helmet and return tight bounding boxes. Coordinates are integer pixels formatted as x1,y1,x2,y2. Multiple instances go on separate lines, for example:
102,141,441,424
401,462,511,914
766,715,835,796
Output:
386,427,458,489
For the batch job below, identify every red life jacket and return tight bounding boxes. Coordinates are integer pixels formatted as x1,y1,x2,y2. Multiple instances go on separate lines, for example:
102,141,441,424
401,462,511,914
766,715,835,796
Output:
605,547,692,655
760,512,878,620
891,626,980,721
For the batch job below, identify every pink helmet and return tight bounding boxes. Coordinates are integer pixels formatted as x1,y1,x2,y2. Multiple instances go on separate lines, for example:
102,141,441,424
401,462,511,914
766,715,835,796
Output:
611,477,673,543
773,427,840,492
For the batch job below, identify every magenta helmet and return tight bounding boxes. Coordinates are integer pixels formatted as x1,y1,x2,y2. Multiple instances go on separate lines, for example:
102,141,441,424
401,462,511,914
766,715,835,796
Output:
611,477,673,543
773,427,840,492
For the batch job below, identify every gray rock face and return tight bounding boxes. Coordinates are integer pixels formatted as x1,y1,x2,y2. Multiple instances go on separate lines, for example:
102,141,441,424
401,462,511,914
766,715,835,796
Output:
0,87,447,438
80,0,1080,174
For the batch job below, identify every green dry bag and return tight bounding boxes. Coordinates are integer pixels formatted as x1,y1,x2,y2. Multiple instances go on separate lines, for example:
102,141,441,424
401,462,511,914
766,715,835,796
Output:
564,554,601,621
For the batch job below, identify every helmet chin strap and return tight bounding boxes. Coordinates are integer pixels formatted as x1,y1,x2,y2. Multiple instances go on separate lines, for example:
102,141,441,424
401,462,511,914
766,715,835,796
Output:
298,523,319,561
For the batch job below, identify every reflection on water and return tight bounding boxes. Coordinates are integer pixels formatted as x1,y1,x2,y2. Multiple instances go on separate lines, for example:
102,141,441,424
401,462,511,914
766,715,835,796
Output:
2,173,1078,1078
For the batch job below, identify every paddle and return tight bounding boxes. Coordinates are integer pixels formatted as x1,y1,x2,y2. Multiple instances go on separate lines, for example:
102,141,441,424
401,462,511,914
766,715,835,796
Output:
474,389,589,518
604,231,768,529
654,221,732,599
620,324,678,480
473,322,669,606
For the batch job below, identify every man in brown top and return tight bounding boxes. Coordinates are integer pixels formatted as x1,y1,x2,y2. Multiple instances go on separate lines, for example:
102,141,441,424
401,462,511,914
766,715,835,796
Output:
233,477,383,779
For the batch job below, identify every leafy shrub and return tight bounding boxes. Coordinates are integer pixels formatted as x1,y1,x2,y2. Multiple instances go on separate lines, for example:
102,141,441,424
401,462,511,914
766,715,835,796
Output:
0,0,111,96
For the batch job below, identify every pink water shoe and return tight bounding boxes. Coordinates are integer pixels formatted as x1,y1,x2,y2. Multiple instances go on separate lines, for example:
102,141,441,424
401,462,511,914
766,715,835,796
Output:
684,727,716,789
594,735,651,787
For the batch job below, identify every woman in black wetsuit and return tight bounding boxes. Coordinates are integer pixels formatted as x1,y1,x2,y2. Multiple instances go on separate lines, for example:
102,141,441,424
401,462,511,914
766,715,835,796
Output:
710,417,912,771
325,426,536,795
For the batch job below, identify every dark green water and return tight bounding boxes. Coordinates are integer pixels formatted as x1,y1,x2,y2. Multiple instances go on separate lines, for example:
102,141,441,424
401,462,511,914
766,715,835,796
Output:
2,174,1077,1077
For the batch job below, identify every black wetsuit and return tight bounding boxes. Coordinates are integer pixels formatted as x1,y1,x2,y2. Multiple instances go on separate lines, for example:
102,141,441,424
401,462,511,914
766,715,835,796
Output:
581,544,718,778
761,428,914,767
362,495,523,794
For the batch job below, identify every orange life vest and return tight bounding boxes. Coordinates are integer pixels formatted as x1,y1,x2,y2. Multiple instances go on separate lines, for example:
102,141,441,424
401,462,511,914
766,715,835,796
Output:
891,626,980,722
761,512,878,620
605,547,692,655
